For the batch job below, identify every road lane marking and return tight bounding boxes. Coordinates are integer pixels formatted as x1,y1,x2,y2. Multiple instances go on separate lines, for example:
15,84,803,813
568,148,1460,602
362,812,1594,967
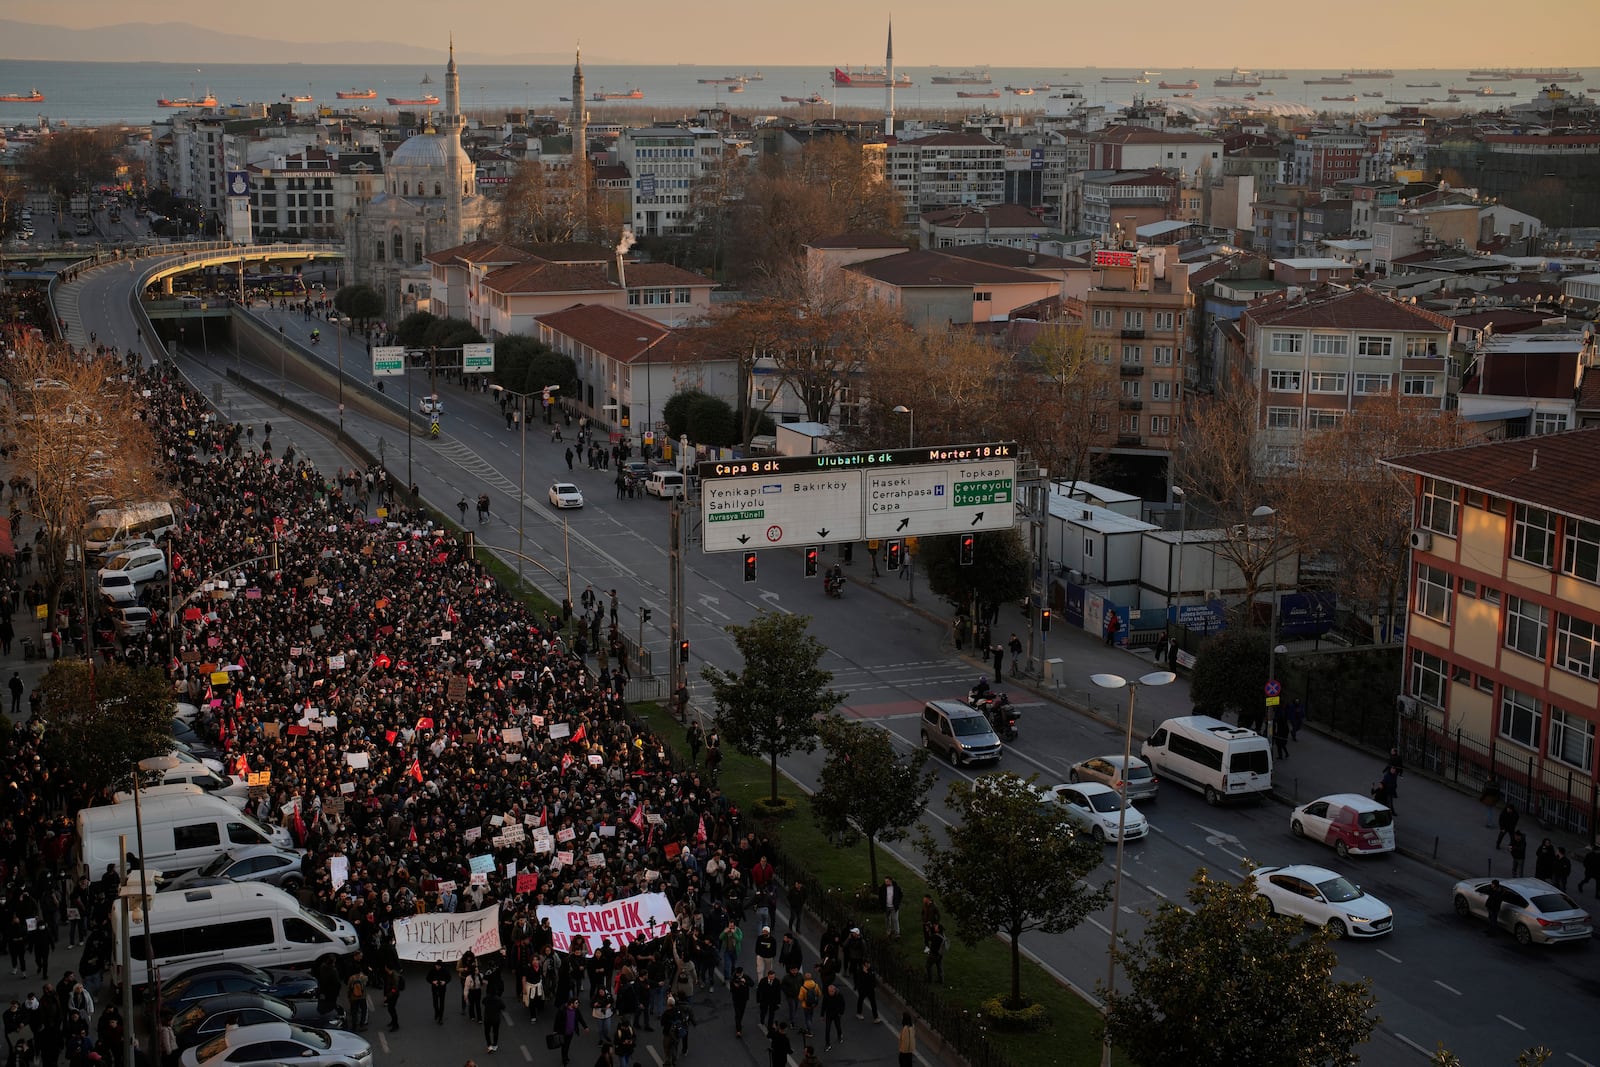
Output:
1392,1033,1431,1058
1497,1015,1525,1031
1086,917,1111,935
377,1032,390,1054
1433,980,1461,995
520,1045,532,1062
1376,949,1402,964
1567,1055,1595,1067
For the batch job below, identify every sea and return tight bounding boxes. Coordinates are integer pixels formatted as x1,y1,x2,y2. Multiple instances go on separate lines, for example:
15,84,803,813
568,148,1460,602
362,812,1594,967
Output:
0,59,1594,128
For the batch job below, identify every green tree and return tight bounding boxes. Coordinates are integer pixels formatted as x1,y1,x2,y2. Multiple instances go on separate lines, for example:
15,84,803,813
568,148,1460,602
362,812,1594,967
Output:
702,611,843,804
685,394,738,448
395,311,437,347
1103,869,1378,1067
421,316,486,350
333,284,384,327
922,528,1031,615
23,127,122,199
1190,629,1273,727
1430,1047,1551,1067
37,660,176,806
493,335,577,399
918,772,1109,1008
812,716,936,884
662,389,709,440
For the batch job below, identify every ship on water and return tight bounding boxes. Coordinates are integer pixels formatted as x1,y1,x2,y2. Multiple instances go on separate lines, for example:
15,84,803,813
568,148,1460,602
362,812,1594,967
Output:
158,90,217,108
1343,69,1394,79
337,88,377,99
593,88,644,100
831,66,912,88
957,89,1001,98
0,89,44,103
931,69,992,85
1215,69,1263,88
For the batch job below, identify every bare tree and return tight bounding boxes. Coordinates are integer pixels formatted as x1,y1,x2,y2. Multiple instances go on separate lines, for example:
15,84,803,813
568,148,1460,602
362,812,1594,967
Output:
2,342,161,620
1003,322,1119,490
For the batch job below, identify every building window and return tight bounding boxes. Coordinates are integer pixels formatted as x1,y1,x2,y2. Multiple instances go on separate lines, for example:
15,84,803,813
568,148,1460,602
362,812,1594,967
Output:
1562,518,1600,584
1504,595,1549,659
1554,613,1598,679
1149,415,1172,435
1121,380,1140,399
1092,309,1112,328
1151,381,1173,401
1406,337,1439,357
974,291,992,302
1153,311,1175,331
1311,334,1348,355
1269,331,1303,354
1354,373,1391,395
1416,563,1452,623
1402,375,1436,396
1549,708,1595,772
675,288,692,303
1356,335,1393,357
1307,409,1345,430
1511,505,1557,568
1268,370,1301,392
1122,345,1142,364
1533,411,1569,435
1410,649,1447,708
391,232,403,260
1267,407,1301,430
1123,311,1144,329
1309,372,1347,393
1498,687,1542,750
1152,346,1174,366
1419,477,1459,537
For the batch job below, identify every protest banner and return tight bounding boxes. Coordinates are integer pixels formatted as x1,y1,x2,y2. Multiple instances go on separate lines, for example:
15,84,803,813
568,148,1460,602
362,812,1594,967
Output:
394,904,502,962
536,892,674,951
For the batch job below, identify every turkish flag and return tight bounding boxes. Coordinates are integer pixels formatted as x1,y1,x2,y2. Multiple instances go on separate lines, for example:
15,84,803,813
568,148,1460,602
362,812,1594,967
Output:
570,724,586,745
629,805,645,831
694,816,707,844
409,757,424,782
416,716,435,731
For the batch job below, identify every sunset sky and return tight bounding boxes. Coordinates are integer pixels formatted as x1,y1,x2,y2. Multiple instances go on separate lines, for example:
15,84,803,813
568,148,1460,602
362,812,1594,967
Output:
20,0,1592,67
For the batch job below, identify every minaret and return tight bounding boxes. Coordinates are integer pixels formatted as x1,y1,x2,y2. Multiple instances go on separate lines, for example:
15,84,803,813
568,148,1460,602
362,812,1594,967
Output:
442,34,464,249
885,19,895,138
571,46,589,240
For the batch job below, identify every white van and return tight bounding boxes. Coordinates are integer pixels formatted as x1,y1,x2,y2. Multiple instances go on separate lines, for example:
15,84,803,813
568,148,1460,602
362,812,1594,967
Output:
1141,715,1273,805
78,790,292,879
84,501,177,552
114,766,249,808
114,881,358,985
646,470,685,499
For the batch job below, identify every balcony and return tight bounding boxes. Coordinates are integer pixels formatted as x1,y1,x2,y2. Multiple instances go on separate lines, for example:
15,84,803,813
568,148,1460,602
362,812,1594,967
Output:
1119,364,1144,377
1119,398,1144,411
1116,434,1144,447
1120,328,1146,340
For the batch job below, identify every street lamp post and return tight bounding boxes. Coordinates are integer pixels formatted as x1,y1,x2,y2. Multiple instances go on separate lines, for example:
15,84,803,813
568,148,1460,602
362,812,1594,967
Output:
635,335,659,458
1088,669,1176,1067
1168,486,1187,639
892,404,914,447
1253,504,1280,688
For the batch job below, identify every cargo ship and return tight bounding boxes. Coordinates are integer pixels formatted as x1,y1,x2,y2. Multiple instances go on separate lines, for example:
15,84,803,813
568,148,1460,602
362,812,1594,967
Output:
1305,76,1353,85
780,92,830,105
0,89,44,103
386,94,439,106
337,88,378,99
1215,69,1263,88
1158,79,1199,90
1343,69,1394,79
931,69,991,85
957,89,1001,98
593,88,644,100
831,66,913,88
157,92,217,107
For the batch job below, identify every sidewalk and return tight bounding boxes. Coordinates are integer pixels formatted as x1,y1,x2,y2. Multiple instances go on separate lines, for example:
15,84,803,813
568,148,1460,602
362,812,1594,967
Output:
857,573,1592,883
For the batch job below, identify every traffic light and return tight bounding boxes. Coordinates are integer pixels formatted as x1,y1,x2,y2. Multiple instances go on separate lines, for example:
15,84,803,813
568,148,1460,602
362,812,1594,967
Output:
1041,608,1052,633
886,540,903,571
679,639,690,663
805,546,819,578
743,552,758,583
959,533,975,567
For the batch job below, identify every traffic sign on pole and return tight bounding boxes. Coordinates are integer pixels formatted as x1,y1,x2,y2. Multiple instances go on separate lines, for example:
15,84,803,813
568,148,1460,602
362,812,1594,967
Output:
1264,679,1282,697
372,346,406,377
462,343,495,373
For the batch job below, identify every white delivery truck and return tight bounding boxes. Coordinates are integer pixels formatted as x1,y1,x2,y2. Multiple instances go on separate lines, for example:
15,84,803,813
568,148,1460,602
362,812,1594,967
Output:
78,790,293,880
83,501,177,553
113,881,358,985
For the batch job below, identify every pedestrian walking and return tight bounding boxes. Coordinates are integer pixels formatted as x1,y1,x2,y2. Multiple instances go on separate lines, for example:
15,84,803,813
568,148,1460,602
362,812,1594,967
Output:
483,987,505,1052
1578,847,1600,899
1484,878,1507,936
1008,632,1023,676
767,1021,792,1067
1495,801,1520,848
428,960,451,1024
853,961,878,1022
1509,829,1528,877
1272,710,1290,760
1374,764,1399,813
457,497,469,524
1480,781,1503,828
729,966,751,1038
1104,610,1121,646
755,972,781,1031
554,996,587,1066
1553,847,1571,892
8,672,21,716
924,923,947,985
881,877,903,937
820,983,845,1052
897,1013,916,1067
346,965,370,1030
383,966,403,1031
1534,838,1557,882
565,448,575,471
990,644,1004,683
476,494,489,524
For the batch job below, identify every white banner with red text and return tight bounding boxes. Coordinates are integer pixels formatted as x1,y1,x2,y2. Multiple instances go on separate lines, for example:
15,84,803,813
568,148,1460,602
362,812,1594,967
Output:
537,892,675,951
394,904,503,962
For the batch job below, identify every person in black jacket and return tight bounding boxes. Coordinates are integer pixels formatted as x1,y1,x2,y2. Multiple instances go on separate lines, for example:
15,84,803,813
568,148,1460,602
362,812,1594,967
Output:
482,988,505,1053
853,962,878,1022
754,971,782,1031
728,966,751,1038
766,1021,792,1067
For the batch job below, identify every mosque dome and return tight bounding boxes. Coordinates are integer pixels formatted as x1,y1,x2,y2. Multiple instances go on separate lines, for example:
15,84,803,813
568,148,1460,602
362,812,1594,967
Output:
385,129,472,198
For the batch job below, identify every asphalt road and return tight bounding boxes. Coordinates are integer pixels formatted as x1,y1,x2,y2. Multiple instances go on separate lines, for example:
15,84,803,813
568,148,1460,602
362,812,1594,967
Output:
57,253,1596,1067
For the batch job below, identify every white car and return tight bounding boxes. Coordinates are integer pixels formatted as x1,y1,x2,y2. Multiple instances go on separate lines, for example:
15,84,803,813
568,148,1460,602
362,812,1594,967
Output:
117,606,152,635
1251,864,1393,939
548,482,584,509
1041,782,1149,843
1451,877,1592,946
182,1022,372,1067
419,394,444,415
1068,755,1160,803
99,573,140,606
98,547,168,585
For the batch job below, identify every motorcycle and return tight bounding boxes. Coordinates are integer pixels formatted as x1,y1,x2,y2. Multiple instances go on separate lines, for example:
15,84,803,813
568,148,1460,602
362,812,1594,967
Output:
969,690,1019,741
310,332,321,346
824,573,846,599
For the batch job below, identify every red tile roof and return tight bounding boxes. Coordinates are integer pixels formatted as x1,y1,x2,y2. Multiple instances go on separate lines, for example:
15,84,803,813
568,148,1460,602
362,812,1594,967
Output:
1246,288,1451,333
1091,124,1223,146
536,304,710,364
1383,427,1600,523
940,246,1083,270
900,132,1000,148
846,249,1055,287
808,232,910,250
920,205,1043,230
626,263,716,288
482,260,612,295
425,240,534,268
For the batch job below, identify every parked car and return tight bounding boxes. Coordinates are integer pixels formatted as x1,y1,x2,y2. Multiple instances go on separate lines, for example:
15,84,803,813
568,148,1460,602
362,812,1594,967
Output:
170,993,347,1051
98,547,168,585
1250,864,1393,939
548,482,584,509
117,606,152,635
165,846,306,892
1040,782,1149,843
1451,877,1592,946
1290,793,1395,858
181,1022,371,1067
419,394,443,416
100,573,140,607
623,460,652,480
95,537,160,563
1067,755,1159,803
162,964,320,1012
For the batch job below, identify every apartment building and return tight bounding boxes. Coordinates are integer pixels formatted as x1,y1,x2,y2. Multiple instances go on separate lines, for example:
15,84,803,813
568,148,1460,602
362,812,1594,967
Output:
884,132,1006,224
1386,429,1600,832
1086,125,1222,174
1083,246,1194,476
1080,170,1179,241
246,148,382,244
616,126,730,237
1243,289,1451,464
1289,133,1367,187
1458,331,1600,437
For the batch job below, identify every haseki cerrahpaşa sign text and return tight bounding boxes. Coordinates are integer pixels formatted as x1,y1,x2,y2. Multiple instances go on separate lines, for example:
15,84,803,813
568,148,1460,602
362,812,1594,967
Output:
698,443,1018,552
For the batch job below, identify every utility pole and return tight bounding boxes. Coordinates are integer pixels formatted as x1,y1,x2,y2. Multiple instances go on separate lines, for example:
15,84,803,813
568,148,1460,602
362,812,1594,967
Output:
1019,453,1047,675
668,433,689,694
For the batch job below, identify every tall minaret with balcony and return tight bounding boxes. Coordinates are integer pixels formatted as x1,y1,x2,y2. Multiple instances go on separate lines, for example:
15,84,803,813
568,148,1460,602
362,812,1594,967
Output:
571,46,589,239
442,35,464,250
885,20,896,138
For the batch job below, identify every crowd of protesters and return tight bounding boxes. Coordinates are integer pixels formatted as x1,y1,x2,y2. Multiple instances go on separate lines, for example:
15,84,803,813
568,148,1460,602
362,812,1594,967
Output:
0,351,899,1067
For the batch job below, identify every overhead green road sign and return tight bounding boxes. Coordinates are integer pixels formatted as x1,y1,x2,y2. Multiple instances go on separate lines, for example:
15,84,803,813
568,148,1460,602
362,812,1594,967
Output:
372,346,406,377
462,343,495,372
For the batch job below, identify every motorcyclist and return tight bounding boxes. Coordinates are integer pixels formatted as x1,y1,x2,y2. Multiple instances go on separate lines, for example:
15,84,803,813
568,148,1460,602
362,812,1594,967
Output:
968,676,992,707
310,328,321,345
825,563,844,594
987,692,1014,737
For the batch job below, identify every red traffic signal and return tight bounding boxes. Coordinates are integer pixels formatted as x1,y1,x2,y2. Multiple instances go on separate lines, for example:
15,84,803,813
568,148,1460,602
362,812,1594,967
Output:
959,533,975,566
743,552,758,583
679,639,690,663
886,540,903,571
1041,608,1052,633
805,546,819,577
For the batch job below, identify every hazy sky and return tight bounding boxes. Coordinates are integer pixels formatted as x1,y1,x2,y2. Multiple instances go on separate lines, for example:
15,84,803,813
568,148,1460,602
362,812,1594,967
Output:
23,0,1594,67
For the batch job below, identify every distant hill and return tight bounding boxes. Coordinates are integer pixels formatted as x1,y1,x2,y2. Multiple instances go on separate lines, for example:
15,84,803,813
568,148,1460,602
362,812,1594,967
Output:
0,20,604,65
